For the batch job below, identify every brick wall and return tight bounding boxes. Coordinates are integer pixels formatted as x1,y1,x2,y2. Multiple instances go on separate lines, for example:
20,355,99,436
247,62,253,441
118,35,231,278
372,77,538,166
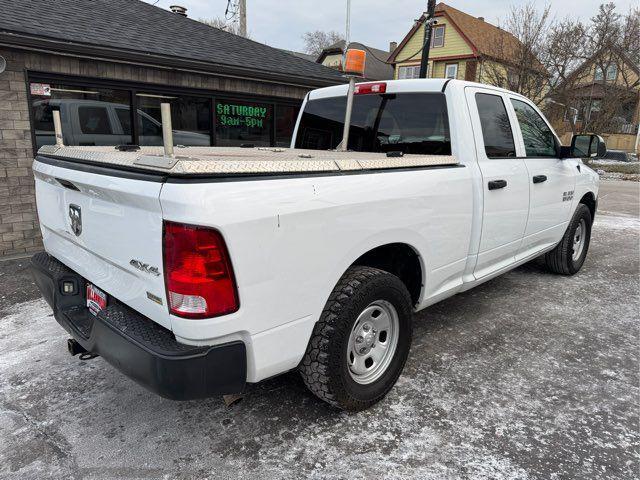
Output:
0,49,40,258
0,46,311,258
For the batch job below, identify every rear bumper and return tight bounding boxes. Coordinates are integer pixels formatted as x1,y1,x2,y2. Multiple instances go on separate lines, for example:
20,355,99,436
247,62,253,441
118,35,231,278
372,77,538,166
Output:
30,252,246,400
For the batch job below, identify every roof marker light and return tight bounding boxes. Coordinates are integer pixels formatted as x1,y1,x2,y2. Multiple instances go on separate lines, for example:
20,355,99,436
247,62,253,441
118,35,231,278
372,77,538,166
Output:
354,82,387,95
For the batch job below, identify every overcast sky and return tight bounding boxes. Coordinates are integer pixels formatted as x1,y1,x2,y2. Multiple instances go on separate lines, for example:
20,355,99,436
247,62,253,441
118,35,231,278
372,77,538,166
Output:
146,0,639,53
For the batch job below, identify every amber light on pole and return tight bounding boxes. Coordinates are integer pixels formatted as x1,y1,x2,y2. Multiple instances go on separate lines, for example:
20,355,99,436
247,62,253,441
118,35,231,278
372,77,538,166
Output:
344,49,366,77
338,49,367,152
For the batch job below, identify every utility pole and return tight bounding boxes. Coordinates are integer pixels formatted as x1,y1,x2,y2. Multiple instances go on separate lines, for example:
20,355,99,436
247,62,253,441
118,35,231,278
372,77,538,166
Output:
345,0,351,48
419,0,437,79
239,0,247,37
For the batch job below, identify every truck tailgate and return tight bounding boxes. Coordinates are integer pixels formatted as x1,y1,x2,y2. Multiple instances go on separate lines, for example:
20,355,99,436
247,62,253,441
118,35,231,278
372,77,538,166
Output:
32,159,171,330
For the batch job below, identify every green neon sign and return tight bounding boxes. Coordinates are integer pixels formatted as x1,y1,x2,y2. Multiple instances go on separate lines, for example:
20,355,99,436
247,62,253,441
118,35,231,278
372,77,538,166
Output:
216,102,269,129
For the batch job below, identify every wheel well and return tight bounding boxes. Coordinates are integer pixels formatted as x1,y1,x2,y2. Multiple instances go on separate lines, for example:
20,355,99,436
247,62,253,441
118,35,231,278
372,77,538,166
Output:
579,192,596,223
352,243,422,305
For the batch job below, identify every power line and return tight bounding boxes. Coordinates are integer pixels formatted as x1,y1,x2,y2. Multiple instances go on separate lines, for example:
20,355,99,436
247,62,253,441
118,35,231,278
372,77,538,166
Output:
225,0,247,37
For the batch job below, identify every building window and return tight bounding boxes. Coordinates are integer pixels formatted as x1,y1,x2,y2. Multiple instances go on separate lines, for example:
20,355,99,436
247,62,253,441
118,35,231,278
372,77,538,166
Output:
475,93,516,158
215,99,272,147
398,65,421,79
136,93,211,146
28,77,298,152
445,63,458,79
275,104,300,147
605,64,617,81
431,25,445,48
30,83,132,149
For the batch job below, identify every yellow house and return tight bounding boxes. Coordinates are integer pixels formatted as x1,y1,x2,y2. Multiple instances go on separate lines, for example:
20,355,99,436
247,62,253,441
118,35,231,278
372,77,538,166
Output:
550,48,640,152
388,3,541,85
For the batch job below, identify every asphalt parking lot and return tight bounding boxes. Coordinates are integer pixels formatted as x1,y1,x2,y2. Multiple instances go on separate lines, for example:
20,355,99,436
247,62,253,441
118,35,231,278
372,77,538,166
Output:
1,180,638,480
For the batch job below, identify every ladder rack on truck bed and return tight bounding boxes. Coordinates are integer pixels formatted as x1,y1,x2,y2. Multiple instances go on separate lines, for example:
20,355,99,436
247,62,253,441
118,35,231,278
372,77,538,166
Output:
36,145,459,178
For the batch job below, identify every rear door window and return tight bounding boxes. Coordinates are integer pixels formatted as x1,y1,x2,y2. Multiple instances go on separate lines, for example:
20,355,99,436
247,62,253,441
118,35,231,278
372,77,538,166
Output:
475,93,516,158
295,92,451,155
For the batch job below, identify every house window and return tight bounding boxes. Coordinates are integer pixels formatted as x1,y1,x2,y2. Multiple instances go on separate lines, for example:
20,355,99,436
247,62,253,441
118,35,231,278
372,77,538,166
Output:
594,66,604,81
398,65,421,79
445,63,458,79
595,64,617,81
431,25,445,48
588,99,601,120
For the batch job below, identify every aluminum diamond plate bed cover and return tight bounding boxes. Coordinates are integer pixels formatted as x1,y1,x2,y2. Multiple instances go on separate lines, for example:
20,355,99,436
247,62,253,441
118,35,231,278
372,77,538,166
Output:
36,145,458,176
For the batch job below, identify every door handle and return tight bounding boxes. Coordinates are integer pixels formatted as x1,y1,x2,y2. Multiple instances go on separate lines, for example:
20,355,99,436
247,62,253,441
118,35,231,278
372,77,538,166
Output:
533,175,547,184
488,179,507,190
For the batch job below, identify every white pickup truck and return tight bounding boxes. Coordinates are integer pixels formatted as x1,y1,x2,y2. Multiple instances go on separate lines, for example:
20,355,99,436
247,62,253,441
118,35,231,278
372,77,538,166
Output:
30,79,603,411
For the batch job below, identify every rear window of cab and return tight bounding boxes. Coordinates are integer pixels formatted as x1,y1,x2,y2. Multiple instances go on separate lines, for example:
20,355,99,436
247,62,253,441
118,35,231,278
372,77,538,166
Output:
295,92,451,155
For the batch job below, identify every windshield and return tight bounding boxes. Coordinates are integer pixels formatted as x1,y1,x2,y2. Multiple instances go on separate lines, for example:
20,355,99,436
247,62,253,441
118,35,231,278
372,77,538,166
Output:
295,92,451,155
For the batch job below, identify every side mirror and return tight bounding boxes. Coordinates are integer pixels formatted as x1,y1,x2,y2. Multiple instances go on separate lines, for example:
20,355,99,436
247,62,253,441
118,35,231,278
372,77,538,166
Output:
568,134,607,159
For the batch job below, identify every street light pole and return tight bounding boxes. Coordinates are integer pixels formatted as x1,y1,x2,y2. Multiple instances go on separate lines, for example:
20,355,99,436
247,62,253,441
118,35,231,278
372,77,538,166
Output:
419,0,437,79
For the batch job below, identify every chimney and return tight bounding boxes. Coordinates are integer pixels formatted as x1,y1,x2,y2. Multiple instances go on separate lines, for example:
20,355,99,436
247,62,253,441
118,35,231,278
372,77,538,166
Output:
477,16,484,21
389,41,398,52
170,5,188,16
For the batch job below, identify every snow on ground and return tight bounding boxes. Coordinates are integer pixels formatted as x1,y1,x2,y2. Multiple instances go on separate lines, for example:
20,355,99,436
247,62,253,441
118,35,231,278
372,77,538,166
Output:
1,211,638,479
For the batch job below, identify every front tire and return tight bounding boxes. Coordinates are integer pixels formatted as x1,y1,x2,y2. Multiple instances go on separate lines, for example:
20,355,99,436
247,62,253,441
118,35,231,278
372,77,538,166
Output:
545,204,592,275
299,266,413,411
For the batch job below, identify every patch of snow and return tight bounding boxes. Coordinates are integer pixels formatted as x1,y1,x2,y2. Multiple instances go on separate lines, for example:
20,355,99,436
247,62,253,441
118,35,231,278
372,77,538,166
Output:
594,215,640,231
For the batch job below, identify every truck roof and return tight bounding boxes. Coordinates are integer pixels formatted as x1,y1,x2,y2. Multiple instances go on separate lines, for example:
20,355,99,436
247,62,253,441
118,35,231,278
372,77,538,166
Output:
307,78,527,101
36,145,459,177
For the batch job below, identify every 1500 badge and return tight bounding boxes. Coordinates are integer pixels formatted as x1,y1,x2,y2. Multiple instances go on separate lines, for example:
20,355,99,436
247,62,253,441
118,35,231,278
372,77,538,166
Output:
130,259,161,277
563,190,574,202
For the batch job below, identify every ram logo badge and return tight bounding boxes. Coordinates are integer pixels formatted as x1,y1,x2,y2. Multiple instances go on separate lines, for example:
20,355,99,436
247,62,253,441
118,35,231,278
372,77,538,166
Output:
130,259,161,277
68,204,82,236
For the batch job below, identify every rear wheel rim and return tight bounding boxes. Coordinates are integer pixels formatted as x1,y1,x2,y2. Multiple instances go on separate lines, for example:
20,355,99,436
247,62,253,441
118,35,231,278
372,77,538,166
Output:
347,300,399,385
572,219,587,262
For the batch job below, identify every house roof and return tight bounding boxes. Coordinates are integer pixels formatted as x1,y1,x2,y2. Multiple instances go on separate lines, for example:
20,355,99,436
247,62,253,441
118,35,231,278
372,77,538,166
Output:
389,2,546,73
564,47,640,87
0,0,345,87
317,41,394,80
280,49,317,62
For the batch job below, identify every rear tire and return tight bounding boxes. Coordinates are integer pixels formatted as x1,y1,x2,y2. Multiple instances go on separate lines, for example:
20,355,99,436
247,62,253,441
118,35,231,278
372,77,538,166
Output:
545,204,592,275
299,266,413,411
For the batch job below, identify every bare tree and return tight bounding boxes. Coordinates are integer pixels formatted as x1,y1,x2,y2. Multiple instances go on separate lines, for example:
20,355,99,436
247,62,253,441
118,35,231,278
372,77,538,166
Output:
545,3,640,136
482,2,552,101
302,30,345,57
198,17,249,37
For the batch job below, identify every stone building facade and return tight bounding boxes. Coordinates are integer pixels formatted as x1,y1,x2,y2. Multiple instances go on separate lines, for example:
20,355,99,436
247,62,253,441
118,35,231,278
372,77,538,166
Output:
0,48,341,258
0,48,38,258
0,0,343,258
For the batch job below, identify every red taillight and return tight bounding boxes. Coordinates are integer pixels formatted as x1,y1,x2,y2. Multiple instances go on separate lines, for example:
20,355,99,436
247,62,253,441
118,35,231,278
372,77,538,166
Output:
163,221,239,319
354,82,387,95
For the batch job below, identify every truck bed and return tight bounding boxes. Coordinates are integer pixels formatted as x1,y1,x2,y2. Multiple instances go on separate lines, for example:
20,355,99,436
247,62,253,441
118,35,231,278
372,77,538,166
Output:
36,145,458,177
